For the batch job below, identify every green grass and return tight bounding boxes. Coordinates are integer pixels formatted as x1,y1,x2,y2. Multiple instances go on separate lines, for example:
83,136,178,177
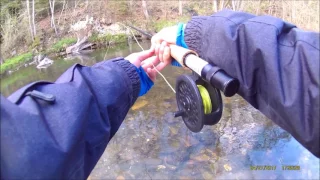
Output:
152,16,190,32
153,20,177,32
0,52,33,74
110,33,127,43
88,33,127,44
49,37,77,53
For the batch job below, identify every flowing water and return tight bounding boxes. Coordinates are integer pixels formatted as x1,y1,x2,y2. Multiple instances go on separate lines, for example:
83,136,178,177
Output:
1,42,319,179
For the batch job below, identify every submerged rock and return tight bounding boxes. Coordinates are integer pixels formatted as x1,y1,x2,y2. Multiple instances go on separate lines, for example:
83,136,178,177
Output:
36,57,53,69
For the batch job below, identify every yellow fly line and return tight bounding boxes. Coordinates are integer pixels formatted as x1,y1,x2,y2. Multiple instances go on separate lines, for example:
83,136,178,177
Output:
197,85,212,114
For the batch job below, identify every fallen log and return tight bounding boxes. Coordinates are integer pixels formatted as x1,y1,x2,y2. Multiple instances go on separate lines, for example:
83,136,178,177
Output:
66,36,95,54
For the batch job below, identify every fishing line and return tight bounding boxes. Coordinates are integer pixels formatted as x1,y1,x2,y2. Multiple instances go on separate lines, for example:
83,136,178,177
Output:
197,85,212,114
119,23,176,93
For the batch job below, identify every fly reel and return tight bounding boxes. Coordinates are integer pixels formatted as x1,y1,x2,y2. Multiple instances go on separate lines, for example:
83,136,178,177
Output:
174,74,223,132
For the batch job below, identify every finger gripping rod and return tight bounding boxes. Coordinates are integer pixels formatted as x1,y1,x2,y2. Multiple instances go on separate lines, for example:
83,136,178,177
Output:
170,45,240,97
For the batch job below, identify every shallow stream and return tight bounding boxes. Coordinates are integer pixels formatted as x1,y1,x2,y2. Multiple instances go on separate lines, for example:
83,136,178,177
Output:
1,42,319,179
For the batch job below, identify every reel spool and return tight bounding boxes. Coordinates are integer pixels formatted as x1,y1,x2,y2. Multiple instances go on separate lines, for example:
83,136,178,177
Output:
174,74,223,132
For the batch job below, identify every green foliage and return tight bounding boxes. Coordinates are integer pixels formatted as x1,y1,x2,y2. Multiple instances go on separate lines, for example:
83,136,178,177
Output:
152,16,189,32
88,33,105,43
0,52,33,74
111,34,127,43
49,38,77,53
30,36,41,50
88,33,127,44
153,20,177,32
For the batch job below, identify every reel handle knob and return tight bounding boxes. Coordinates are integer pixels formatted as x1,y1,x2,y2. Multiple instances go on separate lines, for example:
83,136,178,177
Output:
174,110,185,117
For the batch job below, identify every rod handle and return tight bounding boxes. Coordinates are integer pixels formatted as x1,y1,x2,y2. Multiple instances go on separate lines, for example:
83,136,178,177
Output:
169,45,197,67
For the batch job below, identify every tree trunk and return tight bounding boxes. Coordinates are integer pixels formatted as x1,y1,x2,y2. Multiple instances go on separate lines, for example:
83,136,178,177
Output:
232,0,235,10
49,0,53,27
219,0,225,10
257,0,262,15
58,0,66,25
179,0,183,16
73,0,78,13
66,36,93,54
26,0,34,40
86,0,89,10
231,0,243,11
213,0,218,12
142,0,149,20
32,0,36,36
129,0,133,10
49,0,58,35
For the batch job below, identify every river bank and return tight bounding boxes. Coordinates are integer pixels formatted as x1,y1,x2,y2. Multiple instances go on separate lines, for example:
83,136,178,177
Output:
0,18,186,76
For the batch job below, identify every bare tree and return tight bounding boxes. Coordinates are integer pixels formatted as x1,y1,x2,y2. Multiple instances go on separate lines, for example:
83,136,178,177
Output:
232,0,243,11
129,0,133,10
257,0,262,15
73,0,79,13
179,0,183,16
219,0,225,10
26,0,34,40
213,0,218,12
49,0,58,35
142,0,149,20
86,0,89,10
32,0,36,36
58,0,67,25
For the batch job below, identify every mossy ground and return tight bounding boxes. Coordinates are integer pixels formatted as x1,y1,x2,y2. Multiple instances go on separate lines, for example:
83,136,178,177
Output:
88,33,127,44
0,52,33,74
48,37,77,53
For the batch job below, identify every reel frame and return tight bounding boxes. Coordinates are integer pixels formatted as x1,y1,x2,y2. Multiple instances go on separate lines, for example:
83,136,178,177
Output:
175,73,223,132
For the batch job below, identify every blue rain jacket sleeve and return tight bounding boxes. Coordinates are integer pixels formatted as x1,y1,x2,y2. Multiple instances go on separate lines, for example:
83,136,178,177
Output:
1,58,141,179
184,10,320,157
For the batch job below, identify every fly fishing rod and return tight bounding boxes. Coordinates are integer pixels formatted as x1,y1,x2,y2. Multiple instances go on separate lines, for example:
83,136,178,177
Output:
128,25,240,132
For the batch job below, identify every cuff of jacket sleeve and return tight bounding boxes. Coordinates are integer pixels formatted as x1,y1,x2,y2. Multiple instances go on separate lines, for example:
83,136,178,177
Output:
135,66,154,96
113,59,140,104
184,16,207,56
176,23,188,49
171,23,186,67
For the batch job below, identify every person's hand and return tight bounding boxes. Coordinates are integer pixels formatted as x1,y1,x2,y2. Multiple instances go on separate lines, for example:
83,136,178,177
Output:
141,41,171,73
151,24,186,68
151,25,178,46
125,48,158,82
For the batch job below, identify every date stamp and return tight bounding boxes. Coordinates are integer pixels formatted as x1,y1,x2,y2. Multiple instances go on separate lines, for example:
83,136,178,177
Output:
250,165,277,170
282,165,300,170
250,165,301,171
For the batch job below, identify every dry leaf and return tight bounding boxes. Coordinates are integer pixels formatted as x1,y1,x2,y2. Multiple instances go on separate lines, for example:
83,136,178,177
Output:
224,164,232,171
192,154,210,162
131,100,148,110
